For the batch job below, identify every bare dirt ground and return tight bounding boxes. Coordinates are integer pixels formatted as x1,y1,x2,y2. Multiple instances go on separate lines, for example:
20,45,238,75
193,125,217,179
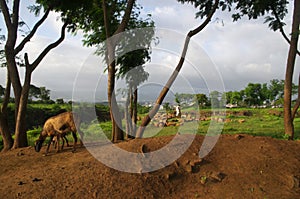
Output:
0,134,299,199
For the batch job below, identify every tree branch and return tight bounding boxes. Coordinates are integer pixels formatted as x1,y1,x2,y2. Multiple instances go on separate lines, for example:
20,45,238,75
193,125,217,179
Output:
12,0,20,28
114,0,135,35
0,0,12,29
30,21,68,72
136,0,220,138
102,0,110,39
15,8,51,55
272,6,300,56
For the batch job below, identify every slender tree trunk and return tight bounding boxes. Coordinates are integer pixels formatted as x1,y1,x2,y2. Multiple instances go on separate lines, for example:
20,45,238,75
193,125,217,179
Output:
292,73,300,121
131,84,138,136
107,52,124,142
284,0,300,140
135,0,219,138
125,92,130,139
102,0,135,142
12,67,32,148
0,72,13,152
5,47,22,120
125,89,134,139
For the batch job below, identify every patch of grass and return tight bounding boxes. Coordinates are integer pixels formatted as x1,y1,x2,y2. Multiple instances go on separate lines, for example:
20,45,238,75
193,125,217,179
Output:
81,120,112,141
27,127,43,146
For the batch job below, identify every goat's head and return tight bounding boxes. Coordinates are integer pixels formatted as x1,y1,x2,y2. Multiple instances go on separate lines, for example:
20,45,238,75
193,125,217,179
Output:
34,139,44,152
35,130,47,152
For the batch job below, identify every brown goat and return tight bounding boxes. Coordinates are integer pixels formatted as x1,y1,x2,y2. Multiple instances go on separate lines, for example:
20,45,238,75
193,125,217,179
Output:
35,112,84,155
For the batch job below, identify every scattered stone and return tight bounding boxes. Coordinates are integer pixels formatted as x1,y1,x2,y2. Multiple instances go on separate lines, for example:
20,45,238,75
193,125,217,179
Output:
210,172,226,182
92,191,98,198
165,172,177,180
32,178,42,182
225,118,232,123
185,164,193,173
292,176,300,189
190,159,203,167
238,119,246,123
17,151,25,156
235,134,244,140
173,161,179,168
18,181,25,185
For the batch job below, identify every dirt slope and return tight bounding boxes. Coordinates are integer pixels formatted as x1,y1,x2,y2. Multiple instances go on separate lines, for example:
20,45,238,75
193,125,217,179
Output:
0,134,299,199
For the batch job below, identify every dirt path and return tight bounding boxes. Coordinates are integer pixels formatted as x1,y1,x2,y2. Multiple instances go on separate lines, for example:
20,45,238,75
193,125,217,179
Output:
0,134,299,198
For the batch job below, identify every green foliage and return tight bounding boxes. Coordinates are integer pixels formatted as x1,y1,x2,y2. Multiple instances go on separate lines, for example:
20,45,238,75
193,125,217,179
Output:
177,0,289,38
163,102,172,113
137,103,150,114
195,93,209,108
243,83,264,106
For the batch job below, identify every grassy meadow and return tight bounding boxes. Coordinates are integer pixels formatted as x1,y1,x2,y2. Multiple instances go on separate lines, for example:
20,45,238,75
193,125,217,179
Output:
0,105,299,150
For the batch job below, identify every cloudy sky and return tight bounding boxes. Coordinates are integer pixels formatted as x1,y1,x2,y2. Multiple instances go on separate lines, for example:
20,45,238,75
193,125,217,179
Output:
0,0,299,102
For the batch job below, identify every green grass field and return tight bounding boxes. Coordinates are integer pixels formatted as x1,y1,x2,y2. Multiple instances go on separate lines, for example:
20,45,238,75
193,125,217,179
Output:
79,108,300,140
0,107,299,150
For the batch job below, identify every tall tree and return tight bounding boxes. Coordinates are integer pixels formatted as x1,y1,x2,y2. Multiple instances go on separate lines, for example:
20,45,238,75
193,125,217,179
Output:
43,0,154,142
136,0,220,138
195,93,209,108
0,0,68,149
268,79,285,102
283,0,300,139
231,0,299,139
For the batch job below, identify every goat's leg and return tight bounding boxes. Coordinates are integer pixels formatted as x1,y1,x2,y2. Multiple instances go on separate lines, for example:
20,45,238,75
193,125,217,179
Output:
56,135,61,153
61,135,65,150
77,129,84,147
64,135,70,147
46,135,54,155
71,131,77,153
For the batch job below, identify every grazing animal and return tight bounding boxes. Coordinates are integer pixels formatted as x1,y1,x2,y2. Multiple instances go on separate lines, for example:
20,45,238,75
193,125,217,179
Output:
52,132,70,149
35,112,83,155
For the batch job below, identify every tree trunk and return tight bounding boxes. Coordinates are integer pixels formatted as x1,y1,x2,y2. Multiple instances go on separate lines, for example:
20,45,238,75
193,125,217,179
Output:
135,0,219,138
5,47,22,121
283,0,300,140
0,73,13,152
102,0,135,142
131,84,138,136
125,88,133,139
13,68,31,148
292,73,300,121
107,57,124,142
125,93,130,139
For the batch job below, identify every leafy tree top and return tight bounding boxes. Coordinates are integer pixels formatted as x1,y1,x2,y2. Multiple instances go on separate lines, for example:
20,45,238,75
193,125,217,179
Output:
177,0,289,32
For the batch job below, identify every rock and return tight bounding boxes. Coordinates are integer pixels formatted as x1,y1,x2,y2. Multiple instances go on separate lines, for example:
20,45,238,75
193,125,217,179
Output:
238,119,245,123
185,164,193,173
234,134,244,140
225,118,232,123
210,172,226,182
32,178,42,182
92,191,98,198
292,176,300,189
18,181,25,185
17,151,25,156
190,159,203,167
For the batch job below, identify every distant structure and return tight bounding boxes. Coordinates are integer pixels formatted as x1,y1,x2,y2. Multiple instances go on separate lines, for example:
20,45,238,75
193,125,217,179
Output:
226,104,238,109
175,105,181,117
